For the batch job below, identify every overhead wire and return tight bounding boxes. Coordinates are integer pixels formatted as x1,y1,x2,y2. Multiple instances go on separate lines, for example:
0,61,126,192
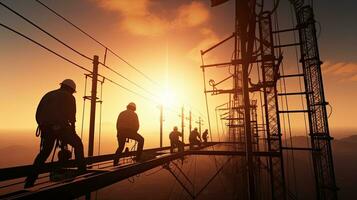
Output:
100,75,158,104
34,0,162,88
1,0,161,102
99,62,160,99
0,22,91,73
0,20,159,107
0,1,92,61
289,1,315,184
273,2,298,197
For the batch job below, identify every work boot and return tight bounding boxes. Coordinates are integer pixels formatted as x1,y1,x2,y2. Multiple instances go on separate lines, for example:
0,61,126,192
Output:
113,159,119,166
133,156,143,163
78,165,87,174
24,177,36,189
113,155,120,166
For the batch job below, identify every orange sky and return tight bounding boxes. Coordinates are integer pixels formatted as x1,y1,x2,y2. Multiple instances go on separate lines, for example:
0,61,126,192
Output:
0,0,356,154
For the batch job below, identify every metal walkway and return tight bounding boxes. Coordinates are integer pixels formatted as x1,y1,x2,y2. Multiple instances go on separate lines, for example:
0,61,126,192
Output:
0,142,261,200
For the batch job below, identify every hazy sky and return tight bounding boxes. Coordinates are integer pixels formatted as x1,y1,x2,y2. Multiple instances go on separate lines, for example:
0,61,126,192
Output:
0,0,356,150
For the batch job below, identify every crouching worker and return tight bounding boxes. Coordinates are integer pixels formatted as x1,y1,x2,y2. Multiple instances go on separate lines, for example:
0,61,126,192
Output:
25,79,85,188
189,128,201,149
202,129,209,143
169,126,184,153
114,102,144,166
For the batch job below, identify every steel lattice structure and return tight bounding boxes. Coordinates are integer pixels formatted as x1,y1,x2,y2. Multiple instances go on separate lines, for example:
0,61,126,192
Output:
201,0,338,199
0,1,338,200
295,5,338,200
259,11,287,199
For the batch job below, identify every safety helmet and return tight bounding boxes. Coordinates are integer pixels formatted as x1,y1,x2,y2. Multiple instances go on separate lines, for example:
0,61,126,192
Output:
173,126,178,131
60,79,76,92
127,102,136,111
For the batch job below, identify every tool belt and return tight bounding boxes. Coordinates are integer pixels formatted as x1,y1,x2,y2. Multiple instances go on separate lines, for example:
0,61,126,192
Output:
36,123,73,137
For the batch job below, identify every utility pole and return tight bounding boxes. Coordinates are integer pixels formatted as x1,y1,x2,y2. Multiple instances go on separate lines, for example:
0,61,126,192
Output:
181,106,184,143
160,104,163,148
196,117,203,135
88,55,99,157
186,110,192,134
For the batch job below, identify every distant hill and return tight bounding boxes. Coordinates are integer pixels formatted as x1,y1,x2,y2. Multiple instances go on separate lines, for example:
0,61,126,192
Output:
282,135,357,199
338,134,357,143
0,144,37,168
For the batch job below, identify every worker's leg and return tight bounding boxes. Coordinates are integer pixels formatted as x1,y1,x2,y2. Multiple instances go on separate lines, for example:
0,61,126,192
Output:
196,139,201,147
127,133,144,159
114,135,126,166
25,134,56,188
170,140,174,153
189,138,194,149
60,128,85,171
178,140,184,152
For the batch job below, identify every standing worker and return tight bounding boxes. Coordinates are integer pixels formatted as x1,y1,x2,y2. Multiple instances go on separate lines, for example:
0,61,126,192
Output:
25,79,85,188
114,102,144,166
202,129,209,143
169,126,184,153
189,127,201,149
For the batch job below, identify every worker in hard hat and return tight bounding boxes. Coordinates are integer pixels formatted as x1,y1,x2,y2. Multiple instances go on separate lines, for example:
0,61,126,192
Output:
202,129,209,143
25,79,85,188
114,102,144,166
169,126,184,153
189,127,202,149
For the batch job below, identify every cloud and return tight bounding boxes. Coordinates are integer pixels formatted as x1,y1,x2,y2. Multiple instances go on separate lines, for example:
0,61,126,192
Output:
322,61,357,82
94,0,210,36
187,28,220,62
174,2,210,28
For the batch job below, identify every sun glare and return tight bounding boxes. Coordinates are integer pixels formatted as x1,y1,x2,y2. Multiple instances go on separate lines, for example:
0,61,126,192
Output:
160,88,176,108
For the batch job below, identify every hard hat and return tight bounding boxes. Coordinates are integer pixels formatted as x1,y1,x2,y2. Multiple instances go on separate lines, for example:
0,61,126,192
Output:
173,126,178,131
60,79,76,92
127,102,136,110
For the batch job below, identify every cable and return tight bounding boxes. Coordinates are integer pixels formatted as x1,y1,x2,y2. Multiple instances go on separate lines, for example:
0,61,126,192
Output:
0,21,92,73
0,1,92,61
289,2,315,183
274,4,298,197
100,75,158,103
327,103,333,118
1,1,160,101
80,76,88,140
98,80,104,155
201,55,213,142
99,62,159,99
35,0,161,87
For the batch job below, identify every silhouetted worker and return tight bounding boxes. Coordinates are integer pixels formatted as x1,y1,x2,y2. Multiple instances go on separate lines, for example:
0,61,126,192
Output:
189,127,201,149
25,79,85,188
114,102,144,166
169,126,184,153
202,129,209,143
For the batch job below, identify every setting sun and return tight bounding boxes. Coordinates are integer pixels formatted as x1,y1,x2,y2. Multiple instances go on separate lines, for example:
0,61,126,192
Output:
159,87,177,108
0,0,356,199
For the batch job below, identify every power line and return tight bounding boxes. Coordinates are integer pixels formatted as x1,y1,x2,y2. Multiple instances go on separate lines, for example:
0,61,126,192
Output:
0,21,91,73
98,74,159,104
0,21,158,105
0,1,92,61
0,1,160,100
99,62,159,99
34,0,162,87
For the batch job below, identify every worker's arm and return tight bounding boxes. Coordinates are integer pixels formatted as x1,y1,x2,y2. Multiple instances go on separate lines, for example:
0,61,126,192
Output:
67,94,76,126
134,113,140,131
35,95,45,125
